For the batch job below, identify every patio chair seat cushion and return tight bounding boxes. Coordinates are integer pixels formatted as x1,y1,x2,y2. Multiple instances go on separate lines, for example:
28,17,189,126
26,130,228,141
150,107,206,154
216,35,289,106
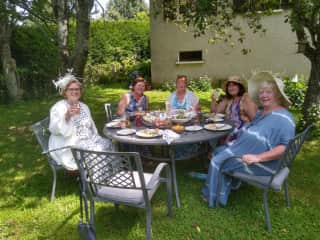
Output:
96,171,159,205
227,167,290,191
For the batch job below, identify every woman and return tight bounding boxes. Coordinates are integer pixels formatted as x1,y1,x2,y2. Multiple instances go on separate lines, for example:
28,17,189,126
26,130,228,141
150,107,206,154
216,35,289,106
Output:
117,77,149,117
211,75,257,140
49,72,114,171
167,75,200,111
167,75,201,158
202,71,295,207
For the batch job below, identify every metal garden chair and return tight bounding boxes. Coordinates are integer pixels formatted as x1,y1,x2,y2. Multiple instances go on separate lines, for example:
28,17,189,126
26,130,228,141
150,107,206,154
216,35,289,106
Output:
30,117,70,201
104,103,114,122
216,124,313,231
71,148,173,240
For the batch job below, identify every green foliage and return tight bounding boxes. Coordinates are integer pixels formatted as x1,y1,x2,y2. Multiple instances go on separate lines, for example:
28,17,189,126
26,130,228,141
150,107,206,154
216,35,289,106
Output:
106,0,149,21
1,24,59,101
159,75,212,92
86,19,150,85
188,75,212,92
283,75,307,109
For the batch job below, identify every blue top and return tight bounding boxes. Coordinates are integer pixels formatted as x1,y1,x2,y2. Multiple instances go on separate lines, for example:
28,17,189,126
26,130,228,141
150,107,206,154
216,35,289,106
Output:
126,93,147,113
221,108,295,169
167,90,199,110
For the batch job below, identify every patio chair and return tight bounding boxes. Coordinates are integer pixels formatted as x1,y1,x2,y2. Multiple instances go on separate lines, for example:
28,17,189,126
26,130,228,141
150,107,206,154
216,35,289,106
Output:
216,124,313,231
30,117,70,201
104,103,113,122
71,148,173,240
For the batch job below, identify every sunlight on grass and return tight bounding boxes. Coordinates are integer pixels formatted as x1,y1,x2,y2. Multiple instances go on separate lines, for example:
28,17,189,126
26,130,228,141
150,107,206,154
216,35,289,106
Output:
0,85,319,240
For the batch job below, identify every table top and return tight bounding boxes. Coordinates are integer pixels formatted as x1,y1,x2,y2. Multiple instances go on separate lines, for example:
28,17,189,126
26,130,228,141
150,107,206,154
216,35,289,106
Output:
103,122,233,146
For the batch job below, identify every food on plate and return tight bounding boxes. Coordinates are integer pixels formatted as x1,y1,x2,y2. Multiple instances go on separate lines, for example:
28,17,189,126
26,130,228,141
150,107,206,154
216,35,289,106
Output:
175,113,186,119
206,123,217,129
106,121,121,128
171,124,185,133
138,128,160,137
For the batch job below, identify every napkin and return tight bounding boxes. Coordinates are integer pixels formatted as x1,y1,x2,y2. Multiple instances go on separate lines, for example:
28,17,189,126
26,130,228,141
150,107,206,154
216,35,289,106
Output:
162,129,180,144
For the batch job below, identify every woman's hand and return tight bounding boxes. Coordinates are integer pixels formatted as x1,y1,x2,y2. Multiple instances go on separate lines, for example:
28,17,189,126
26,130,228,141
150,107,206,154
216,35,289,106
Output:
242,154,261,164
65,104,80,121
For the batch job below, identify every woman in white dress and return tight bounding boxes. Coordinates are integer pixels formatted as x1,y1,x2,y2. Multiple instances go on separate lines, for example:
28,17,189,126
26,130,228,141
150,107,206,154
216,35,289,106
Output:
49,72,114,171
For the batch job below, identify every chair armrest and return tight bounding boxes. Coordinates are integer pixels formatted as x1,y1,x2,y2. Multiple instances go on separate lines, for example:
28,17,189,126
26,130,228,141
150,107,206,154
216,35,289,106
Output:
220,156,276,175
146,162,170,189
253,163,276,175
43,145,74,155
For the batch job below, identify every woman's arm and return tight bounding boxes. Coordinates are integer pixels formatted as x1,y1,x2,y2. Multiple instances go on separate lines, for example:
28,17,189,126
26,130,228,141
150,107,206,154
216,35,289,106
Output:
117,94,129,117
242,145,286,164
210,97,227,113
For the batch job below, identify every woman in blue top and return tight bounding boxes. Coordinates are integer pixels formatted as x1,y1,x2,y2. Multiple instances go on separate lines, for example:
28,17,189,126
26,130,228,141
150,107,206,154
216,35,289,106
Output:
117,77,149,117
167,75,200,111
201,71,295,207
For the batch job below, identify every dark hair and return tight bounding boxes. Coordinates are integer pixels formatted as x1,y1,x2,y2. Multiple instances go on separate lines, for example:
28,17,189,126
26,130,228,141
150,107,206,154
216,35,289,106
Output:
225,81,246,99
131,77,146,90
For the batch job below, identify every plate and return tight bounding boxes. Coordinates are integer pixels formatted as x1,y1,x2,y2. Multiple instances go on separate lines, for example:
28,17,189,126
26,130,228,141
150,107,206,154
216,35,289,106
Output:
214,113,225,118
136,129,162,138
171,116,192,124
116,128,136,136
185,125,203,131
106,121,121,128
204,123,232,131
208,117,224,122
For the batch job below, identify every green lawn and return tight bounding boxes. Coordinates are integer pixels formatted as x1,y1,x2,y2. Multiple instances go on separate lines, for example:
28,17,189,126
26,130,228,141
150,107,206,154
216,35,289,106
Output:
0,86,319,240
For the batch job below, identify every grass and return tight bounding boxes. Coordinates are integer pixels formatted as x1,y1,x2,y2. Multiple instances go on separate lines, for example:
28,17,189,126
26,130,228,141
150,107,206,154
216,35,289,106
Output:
0,86,319,240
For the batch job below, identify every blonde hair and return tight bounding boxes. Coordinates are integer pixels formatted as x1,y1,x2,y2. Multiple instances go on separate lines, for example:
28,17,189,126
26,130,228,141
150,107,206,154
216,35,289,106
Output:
259,81,283,105
62,80,82,97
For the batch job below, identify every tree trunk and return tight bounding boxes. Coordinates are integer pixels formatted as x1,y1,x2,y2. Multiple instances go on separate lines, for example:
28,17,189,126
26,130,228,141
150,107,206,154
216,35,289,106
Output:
70,0,94,78
52,0,70,73
0,19,20,101
301,54,320,127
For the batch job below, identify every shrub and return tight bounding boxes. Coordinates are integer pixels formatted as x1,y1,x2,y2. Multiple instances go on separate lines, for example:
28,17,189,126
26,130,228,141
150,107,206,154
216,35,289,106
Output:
283,75,307,110
86,19,150,85
188,75,212,92
160,75,212,92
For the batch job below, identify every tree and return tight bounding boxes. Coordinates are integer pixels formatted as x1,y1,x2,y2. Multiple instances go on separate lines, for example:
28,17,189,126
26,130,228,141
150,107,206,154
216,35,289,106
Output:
52,0,94,78
106,0,148,20
0,0,21,101
154,0,320,128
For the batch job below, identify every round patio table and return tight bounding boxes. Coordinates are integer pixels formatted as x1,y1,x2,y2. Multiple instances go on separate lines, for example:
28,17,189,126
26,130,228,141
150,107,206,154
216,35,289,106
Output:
103,122,232,208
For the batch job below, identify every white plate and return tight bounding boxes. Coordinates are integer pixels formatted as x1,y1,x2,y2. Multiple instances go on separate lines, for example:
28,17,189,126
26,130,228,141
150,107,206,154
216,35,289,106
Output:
204,123,232,131
185,125,203,131
106,121,121,128
136,129,162,138
208,117,224,122
214,113,225,118
116,128,136,136
171,117,192,124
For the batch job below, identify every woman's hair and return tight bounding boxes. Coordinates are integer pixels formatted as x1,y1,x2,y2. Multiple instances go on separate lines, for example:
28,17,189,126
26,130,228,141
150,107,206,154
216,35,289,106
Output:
131,77,146,90
225,81,246,99
258,80,283,104
176,75,188,85
62,80,82,97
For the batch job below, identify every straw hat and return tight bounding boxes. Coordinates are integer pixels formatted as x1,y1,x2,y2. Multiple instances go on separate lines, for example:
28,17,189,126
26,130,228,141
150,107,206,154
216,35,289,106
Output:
248,71,292,107
223,75,247,91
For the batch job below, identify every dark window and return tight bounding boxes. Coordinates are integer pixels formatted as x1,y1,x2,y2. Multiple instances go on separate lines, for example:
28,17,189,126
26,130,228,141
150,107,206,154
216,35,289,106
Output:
179,51,203,62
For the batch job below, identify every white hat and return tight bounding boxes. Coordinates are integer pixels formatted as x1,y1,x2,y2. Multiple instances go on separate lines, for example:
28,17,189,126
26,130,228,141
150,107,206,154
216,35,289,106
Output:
248,71,292,107
52,69,80,94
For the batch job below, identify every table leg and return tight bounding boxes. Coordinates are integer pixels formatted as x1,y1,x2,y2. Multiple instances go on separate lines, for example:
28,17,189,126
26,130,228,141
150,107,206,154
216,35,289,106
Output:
169,146,180,208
